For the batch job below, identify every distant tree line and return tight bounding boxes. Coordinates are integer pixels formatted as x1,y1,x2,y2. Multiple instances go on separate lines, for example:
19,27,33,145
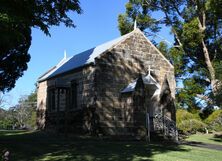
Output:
0,91,37,130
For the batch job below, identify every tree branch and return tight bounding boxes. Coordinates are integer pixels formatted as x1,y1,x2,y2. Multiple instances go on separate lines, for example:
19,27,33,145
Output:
171,28,183,47
196,94,213,104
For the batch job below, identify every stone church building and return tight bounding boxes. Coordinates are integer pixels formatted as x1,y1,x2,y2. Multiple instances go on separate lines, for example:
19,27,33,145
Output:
37,28,177,140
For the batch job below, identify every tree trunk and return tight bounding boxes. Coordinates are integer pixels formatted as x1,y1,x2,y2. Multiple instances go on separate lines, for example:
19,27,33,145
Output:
201,39,218,95
198,10,220,96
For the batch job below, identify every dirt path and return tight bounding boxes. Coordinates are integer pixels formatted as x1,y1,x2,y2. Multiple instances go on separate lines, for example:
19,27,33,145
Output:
182,141,222,151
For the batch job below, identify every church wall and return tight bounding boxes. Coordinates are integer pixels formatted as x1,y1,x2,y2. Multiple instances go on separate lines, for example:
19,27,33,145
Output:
37,29,176,138
37,66,96,132
37,81,48,129
94,30,175,136
45,66,95,110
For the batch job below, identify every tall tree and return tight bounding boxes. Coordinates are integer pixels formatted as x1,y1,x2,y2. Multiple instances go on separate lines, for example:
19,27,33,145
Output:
0,0,82,92
118,0,222,107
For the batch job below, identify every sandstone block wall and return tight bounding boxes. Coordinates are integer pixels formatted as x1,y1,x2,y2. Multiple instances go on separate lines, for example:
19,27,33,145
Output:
37,66,96,132
94,29,175,136
37,29,176,137
37,81,47,129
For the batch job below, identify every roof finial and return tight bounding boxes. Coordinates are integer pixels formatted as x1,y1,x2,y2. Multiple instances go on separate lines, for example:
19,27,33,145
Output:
148,65,154,76
64,50,67,59
134,19,137,30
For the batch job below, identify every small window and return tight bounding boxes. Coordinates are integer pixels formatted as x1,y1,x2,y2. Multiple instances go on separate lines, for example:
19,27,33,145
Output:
58,88,66,111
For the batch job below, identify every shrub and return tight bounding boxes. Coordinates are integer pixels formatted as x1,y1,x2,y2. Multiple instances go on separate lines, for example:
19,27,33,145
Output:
177,119,206,134
176,109,206,134
205,110,222,131
177,109,194,123
176,109,201,123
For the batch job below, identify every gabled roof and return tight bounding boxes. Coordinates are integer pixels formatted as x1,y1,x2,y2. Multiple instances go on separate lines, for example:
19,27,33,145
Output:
38,28,173,82
38,31,134,82
143,74,161,89
38,56,71,82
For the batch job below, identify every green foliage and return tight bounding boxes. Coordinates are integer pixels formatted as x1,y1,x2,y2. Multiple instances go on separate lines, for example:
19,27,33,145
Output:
205,110,222,131
169,47,184,77
0,91,37,130
199,107,214,120
26,110,37,129
214,61,222,80
118,14,133,35
119,0,222,108
213,60,222,107
215,90,222,108
0,108,17,129
26,91,37,103
118,0,160,35
157,41,169,58
177,109,200,123
178,119,207,134
206,0,222,19
157,42,185,78
176,109,206,133
181,19,204,49
177,78,205,111
177,109,193,123
0,0,82,92
0,119,14,129
17,91,37,129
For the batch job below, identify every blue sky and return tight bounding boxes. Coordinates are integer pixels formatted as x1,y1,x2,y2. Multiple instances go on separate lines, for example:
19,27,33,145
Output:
5,0,173,108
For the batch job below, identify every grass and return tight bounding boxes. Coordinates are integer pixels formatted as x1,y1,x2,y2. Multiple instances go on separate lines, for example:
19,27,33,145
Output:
186,133,222,145
0,130,222,161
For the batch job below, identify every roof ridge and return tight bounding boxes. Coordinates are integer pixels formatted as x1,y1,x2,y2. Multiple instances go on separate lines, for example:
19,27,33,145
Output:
90,30,136,61
38,28,173,82
38,30,137,81
38,56,70,81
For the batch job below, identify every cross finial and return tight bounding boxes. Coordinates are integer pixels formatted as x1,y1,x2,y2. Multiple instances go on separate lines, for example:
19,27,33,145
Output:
148,65,154,76
134,20,137,30
64,50,67,59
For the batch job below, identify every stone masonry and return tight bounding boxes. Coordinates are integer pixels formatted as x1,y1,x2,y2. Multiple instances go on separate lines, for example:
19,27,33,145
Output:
37,28,176,140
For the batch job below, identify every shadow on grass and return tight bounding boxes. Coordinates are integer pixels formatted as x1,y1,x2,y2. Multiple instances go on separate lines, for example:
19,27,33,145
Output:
210,134,222,143
0,130,189,161
183,140,222,151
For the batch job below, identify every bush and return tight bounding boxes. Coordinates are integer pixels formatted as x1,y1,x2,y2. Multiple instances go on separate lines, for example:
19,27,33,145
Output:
205,110,222,131
177,119,206,134
177,109,194,123
176,109,201,122
176,109,206,134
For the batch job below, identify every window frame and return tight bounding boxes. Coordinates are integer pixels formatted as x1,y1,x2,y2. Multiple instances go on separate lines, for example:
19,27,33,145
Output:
47,86,57,112
70,80,78,110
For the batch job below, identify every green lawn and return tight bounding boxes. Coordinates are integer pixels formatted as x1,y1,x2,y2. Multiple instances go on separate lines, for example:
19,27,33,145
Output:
186,133,222,145
0,130,222,161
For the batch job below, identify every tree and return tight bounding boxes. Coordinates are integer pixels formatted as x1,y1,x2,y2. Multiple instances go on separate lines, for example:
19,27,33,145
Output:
0,0,82,92
15,91,37,129
118,0,222,107
0,90,37,130
0,92,11,109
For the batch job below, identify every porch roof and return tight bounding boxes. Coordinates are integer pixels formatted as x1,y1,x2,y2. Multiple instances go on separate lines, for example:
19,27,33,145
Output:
121,74,160,93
